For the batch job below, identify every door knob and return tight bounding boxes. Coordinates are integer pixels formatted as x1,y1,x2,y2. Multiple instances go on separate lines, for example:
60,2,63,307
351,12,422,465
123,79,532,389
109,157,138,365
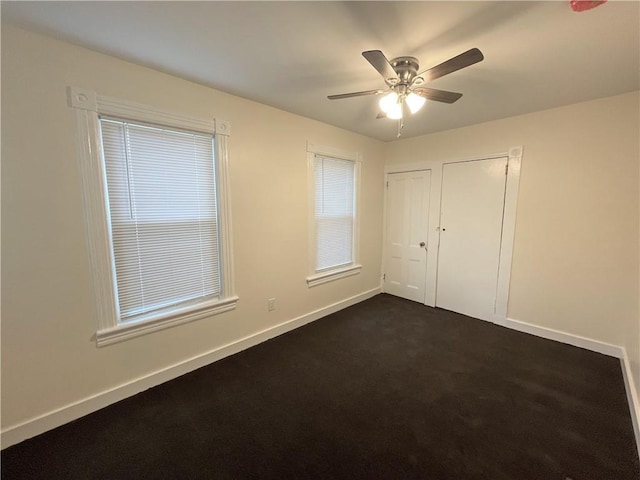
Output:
419,242,426,247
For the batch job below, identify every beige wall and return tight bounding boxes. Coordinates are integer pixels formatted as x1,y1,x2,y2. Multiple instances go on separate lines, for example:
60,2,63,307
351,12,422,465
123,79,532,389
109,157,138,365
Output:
1,26,385,431
386,91,640,394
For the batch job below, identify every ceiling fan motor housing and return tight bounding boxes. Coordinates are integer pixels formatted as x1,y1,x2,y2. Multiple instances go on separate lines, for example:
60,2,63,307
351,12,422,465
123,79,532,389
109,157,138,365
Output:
390,56,420,85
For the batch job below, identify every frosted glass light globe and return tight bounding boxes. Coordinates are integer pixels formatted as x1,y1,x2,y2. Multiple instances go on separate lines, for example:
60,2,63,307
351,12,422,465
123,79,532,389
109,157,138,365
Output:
379,92,398,114
406,92,426,114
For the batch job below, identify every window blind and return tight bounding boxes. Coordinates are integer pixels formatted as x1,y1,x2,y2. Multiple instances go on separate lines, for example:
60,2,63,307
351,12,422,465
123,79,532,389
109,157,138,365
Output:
314,155,355,271
100,118,221,322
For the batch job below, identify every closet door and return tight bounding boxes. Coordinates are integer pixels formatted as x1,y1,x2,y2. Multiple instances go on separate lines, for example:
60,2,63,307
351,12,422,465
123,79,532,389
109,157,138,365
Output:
436,158,507,321
384,170,430,303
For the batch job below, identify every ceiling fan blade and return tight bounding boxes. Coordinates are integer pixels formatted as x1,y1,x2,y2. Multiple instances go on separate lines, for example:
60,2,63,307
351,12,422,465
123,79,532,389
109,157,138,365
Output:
362,50,399,83
413,87,463,104
418,48,484,82
327,89,385,100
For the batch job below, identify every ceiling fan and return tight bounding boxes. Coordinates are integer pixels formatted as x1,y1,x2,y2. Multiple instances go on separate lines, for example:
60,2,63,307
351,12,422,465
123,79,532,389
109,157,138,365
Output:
328,48,484,136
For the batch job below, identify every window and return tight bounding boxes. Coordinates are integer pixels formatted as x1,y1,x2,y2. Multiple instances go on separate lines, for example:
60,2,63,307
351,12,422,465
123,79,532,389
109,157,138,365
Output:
306,143,361,287
69,87,237,346
101,118,221,322
314,156,355,269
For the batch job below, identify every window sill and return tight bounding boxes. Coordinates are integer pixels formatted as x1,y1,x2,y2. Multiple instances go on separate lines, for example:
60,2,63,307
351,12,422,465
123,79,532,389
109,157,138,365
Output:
96,296,239,347
306,264,362,288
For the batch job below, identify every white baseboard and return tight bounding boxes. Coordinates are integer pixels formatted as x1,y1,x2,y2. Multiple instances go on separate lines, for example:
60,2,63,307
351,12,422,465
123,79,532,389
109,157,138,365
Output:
1,287,381,449
621,348,640,460
503,317,624,357
504,316,639,458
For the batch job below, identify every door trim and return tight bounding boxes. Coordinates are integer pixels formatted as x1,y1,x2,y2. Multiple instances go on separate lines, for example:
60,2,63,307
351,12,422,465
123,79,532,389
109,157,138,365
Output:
383,146,523,324
494,146,523,324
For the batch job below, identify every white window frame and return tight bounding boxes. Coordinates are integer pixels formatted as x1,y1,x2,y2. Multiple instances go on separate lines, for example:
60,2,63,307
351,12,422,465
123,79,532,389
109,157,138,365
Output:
68,86,237,346
306,142,362,287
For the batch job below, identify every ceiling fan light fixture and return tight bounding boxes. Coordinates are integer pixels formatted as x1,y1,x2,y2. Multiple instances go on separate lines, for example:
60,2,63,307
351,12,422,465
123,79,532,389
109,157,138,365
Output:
379,91,398,113
379,91,403,119
406,92,426,114
386,102,403,120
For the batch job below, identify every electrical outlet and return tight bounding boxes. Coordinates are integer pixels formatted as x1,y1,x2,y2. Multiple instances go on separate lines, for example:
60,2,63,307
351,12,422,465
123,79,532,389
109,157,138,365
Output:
267,298,276,311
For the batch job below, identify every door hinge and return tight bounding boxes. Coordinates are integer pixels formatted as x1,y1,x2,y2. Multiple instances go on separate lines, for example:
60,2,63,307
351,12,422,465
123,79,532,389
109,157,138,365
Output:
382,273,386,280
386,181,389,188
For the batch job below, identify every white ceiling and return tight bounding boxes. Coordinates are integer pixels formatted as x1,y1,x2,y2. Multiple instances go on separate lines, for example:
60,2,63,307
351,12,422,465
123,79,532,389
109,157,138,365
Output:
3,1,639,142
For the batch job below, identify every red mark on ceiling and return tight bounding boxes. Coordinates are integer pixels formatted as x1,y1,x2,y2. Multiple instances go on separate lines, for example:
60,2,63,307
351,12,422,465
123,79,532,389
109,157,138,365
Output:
570,0,607,12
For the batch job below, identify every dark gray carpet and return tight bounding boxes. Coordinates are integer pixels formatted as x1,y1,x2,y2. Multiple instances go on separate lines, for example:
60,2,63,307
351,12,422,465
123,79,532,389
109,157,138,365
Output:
2,293,639,479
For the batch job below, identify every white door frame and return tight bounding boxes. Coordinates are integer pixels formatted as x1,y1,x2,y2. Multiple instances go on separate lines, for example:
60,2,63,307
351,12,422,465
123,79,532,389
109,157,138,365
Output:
382,146,523,325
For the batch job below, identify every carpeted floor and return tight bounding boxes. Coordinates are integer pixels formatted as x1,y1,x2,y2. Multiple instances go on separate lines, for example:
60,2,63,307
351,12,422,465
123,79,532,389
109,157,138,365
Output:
2,293,639,479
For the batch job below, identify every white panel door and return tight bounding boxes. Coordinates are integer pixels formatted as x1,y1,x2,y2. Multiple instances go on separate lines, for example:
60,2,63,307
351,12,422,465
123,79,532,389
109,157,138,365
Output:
436,158,507,320
384,170,430,303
